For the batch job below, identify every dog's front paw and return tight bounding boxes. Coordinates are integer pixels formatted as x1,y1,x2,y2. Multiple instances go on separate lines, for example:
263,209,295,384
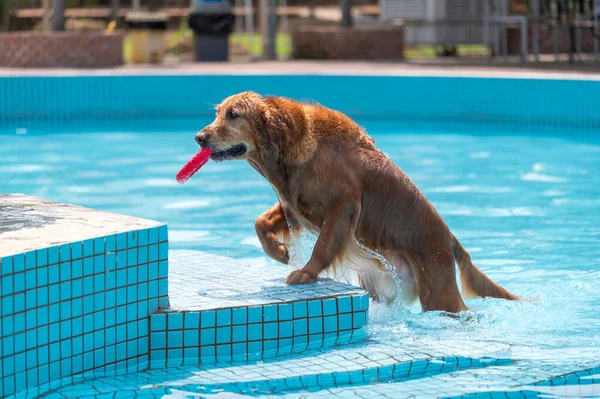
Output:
285,269,317,285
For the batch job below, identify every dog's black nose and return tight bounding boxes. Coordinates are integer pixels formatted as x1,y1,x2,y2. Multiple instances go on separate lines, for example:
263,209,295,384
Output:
195,132,207,147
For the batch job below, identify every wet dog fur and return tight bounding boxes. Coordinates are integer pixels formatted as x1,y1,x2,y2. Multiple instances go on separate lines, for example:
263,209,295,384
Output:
194,91,520,312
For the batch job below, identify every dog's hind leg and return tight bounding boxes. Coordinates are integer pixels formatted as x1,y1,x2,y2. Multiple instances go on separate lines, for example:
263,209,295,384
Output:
407,249,468,313
255,202,290,264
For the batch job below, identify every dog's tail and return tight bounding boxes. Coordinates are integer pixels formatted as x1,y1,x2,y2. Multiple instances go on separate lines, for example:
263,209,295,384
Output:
451,234,520,301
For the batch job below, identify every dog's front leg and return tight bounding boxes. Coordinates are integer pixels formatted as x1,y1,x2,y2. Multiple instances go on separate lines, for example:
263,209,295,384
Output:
286,198,360,285
255,202,290,264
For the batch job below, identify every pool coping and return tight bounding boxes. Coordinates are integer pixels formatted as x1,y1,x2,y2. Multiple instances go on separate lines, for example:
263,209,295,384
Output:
1,61,600,81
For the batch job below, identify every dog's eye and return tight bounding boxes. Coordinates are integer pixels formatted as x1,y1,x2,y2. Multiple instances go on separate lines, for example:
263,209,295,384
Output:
228,110,239,119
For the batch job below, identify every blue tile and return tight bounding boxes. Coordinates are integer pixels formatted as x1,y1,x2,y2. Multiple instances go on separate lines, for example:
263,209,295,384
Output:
323,299,337,316
94,255,105,274
116,251,127,269
264,305,278,321
200,346,215,361
309,317,323,334
60,338,71,358
159,243,168,260
83,239,94,257
116,324,127,343
184,329,199,347
263,339,277,357
116,269,127,287
116,288,127,306
105,253,116,271
37,286,48,307
248,324,262,341
60,281,71,301
324,316,337,333
3,336,14,356
338,296,352,313
159,261,168,278
308,300,322,317
138,229,149,246
1,275,13,296
13,253,25,271
127,249,137,267
94,237,105,255
158,278,169,297
151,314,166,331
280,321,293,338
338,313,352,331
127,302,137,320
49,284,60,304
14,292,24,313
83,257,94,276
248,341,262,360
216,344,231,361
216,327,231,344
117,233,127,250
15,372,26,393
25,269,36,290
168,313,183,330
1,295,12,316
36,249,47,267
138,263,148,282
232,343,246,359
59,244,71,263
201,311,216,328
27,367,38,388
201,328,215,345
264,322,278,339
232,325,246,342
279,303,292,321
104,327,115,347
2,374,15,396
353,311,366,329
71,241,83,259
25,290,36,309
148,280,158,298
353,294,367,311
3,355,14,376
38,326,49,346
127,285,137,304
25,251,36,269
14,312,25,333
127,231,138,248
72,259,82,279
127,267,137,285
14,272,24,292
158,225,168,242
184,312,199,329
138,282,148,300
59,261,71,282
3,315,14,335
168,331,183,348
217,309,231,327
149,245,159,263
149,227,159,244
1,256,13,278
105,235,116,252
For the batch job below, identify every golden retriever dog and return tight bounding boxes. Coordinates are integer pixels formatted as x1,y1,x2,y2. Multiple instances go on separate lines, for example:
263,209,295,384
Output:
194,91,520,312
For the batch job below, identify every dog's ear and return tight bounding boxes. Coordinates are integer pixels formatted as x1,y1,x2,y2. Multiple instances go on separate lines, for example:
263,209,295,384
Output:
260,97,296,157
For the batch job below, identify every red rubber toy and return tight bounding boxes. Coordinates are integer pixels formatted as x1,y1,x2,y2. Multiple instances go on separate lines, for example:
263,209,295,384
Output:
176,148,213,184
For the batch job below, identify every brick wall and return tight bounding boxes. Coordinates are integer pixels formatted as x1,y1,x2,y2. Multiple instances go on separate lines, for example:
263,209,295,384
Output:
0,31,125,68
292,25,404,60
507,24,599,55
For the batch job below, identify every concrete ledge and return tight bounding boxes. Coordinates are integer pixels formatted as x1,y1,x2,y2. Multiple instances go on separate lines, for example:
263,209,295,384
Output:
292,25,404,60
0,31,124,68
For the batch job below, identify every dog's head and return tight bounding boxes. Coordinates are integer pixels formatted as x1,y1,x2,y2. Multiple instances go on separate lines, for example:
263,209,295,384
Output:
196,91,315,165
195,91,268,162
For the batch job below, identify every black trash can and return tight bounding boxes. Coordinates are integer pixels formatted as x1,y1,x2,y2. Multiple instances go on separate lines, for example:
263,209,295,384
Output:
188,0,235,62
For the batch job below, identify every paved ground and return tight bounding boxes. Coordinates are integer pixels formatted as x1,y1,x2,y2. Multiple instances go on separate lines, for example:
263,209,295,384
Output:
1,60,600,79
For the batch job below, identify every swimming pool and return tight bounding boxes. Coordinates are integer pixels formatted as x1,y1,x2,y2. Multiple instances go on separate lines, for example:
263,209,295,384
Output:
2,118,600,397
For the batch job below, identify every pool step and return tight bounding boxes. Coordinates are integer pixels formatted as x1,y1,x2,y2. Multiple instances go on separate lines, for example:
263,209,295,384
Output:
150,250,369,367
0,194,369,398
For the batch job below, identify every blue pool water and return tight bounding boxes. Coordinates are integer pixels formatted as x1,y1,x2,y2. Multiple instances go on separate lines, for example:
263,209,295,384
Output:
2,122,600,397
